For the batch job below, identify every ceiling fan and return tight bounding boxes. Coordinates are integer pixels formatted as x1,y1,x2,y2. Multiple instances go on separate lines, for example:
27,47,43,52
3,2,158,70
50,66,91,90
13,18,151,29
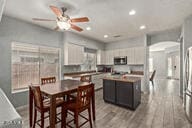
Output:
32,5,89,32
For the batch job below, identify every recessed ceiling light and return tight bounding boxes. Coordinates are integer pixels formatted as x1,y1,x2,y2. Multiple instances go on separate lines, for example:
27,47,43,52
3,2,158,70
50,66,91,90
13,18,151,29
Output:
140,25,146,30
104,35,108,38
129,10,136,15
86,27,91,31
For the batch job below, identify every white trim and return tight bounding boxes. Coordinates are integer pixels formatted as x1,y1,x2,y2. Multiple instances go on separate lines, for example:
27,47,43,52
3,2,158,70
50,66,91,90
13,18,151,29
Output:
0,0,6,22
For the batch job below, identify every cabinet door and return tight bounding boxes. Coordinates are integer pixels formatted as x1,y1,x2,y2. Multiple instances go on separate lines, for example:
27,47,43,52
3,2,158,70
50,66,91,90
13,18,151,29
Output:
119,49,127,57
105,50,110,65
64,43,84,65
97,50,105,65
116,81,133,108
108,50,114,65
103,80,116,103
126,48,135,65
133,81,141,108
113,49,120,57
75,45,84,65
68,43,76,65
101,51,106,65
134,47,144,65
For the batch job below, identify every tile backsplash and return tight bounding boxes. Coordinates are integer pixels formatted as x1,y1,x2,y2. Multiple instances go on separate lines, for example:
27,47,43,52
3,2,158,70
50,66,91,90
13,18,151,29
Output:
62,64,144,74
113,65,144,72
62,65,81,73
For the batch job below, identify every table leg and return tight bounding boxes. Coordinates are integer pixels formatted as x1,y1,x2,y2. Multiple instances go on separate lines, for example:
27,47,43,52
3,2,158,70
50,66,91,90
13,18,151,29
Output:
29,87,33,128
50,96,56,128
92,87,95,121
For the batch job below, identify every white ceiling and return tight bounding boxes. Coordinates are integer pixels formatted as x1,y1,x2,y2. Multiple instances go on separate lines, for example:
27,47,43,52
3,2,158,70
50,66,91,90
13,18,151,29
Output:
149,41,180,52
3,0,192,43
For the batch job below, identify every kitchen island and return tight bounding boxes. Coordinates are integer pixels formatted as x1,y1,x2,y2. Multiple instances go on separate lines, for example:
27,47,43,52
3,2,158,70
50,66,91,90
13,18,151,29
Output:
103,75,141,110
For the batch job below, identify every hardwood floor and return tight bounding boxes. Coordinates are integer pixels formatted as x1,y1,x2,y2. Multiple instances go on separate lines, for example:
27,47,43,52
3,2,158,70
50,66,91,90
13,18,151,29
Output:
17,79,192,128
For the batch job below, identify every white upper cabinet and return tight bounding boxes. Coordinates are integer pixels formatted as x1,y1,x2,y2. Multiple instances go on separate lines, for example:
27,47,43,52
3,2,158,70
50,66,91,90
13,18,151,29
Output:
113,49,120,57
119,48,127,57
64,43,84,65
97,50,105,65
103,47,145,65
125,48,135,65
106,50,114,65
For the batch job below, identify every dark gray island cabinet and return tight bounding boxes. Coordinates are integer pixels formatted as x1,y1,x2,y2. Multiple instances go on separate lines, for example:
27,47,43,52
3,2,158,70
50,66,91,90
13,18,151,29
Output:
103,77,141,110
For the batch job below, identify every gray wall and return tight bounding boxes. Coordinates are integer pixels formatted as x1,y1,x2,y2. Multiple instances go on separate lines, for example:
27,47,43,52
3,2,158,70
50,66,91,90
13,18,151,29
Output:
148,28,181,46
0,16,63,107
0,15,105,107
64,32,105,50
182,14,192,97
105,36,145,50
149,51,167,79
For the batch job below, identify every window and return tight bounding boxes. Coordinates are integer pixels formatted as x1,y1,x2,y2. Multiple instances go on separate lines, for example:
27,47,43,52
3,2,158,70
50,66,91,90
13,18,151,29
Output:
149,58,153,72
12,42,60,91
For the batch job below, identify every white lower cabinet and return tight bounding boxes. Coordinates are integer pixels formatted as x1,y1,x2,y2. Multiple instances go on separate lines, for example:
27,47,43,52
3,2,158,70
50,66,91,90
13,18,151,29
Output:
92,74,106,90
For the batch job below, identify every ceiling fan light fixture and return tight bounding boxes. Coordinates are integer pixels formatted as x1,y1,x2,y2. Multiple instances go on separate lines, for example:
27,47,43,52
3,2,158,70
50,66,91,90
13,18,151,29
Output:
57,21,71,30
86,27,91,31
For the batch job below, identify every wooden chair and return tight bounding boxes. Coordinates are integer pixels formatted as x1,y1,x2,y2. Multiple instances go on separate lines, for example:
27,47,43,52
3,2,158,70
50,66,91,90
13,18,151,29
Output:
65,75,92,104
63,84,94,128
41,77,56,85
149,70,156,85
30,86,65,128
80,75,91,83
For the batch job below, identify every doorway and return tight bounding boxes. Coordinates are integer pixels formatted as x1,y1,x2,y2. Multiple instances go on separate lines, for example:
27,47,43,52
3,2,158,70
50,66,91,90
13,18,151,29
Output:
167,55,180,79
149,41,180,83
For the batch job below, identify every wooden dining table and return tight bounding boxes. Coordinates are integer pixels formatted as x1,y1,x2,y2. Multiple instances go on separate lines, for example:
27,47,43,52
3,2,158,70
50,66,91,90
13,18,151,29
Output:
29,79,95,128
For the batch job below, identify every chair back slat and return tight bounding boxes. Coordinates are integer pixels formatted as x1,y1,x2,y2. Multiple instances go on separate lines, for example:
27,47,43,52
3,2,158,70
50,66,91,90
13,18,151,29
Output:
41,77,56,85
150,70,156,81
30,86,43,109
77,84,93,108
80,75,91,83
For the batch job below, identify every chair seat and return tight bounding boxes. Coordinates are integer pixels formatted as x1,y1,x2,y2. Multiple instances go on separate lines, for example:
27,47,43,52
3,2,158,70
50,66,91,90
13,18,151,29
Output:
43,98,65,110
67,102,89,113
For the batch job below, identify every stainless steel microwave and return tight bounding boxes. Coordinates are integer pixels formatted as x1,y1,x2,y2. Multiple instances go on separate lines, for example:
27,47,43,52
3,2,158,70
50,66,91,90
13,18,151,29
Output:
114,56,127,65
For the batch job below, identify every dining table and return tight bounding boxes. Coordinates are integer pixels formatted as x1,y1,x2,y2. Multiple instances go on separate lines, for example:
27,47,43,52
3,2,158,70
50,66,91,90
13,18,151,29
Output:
29,79,95,128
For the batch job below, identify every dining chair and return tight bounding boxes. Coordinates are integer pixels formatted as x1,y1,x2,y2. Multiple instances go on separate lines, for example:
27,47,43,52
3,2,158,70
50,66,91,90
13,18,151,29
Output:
62,83,94,128
30,86,65,128
67,75,92,102
80,75,92,83
41,76,56,85
149,70,156,85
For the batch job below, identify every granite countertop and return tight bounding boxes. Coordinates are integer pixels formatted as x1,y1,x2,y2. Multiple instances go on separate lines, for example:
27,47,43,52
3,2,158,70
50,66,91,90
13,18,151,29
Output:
103,75,141,83
64,71,106,78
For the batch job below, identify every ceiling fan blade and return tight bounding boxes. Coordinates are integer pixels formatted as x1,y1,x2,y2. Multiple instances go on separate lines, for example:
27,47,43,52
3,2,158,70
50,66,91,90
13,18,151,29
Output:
71,24,83,32
70,17,89,23
32,18,55,21
54,26,60,31
49,5,63,18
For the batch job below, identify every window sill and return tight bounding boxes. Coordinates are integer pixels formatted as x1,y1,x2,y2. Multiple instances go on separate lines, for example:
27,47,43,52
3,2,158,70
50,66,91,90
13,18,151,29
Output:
12,88,29,94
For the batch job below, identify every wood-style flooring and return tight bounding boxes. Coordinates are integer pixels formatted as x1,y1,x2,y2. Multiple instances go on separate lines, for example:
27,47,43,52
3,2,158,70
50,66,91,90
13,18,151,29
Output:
17,79,192,128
